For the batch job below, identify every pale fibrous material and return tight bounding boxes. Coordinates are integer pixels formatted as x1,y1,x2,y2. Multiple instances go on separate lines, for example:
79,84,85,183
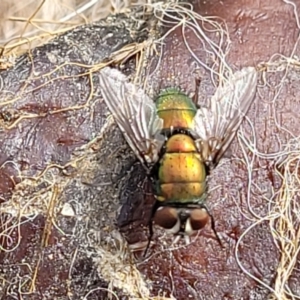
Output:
98,66,258,167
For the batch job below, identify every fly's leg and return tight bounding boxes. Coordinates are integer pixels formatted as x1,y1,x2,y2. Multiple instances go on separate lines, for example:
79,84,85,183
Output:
143,198,159,257
144,217,154,258
192,74,201,105
202,205,223,248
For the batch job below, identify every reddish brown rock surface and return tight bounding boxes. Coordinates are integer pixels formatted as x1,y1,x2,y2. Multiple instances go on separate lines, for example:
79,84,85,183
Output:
1,1,300,299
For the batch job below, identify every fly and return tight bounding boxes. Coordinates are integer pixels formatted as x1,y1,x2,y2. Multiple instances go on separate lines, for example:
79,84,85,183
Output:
98,66,258,248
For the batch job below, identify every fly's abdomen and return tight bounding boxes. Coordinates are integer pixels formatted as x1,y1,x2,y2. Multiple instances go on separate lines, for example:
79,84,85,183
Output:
156,134,206,203
159,153,204,183
156,88,197,130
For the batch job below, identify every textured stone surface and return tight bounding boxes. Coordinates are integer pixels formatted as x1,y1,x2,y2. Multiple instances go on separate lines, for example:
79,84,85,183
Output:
1,1,300,299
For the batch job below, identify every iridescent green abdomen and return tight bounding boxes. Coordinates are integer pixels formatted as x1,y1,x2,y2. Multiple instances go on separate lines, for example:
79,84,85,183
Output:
156,134,206,204
156,88,197,130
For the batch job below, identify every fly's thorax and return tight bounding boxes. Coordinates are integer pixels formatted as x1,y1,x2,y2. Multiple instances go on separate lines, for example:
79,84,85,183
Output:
156,88,197,131
156,133,206,203
156,182,206,203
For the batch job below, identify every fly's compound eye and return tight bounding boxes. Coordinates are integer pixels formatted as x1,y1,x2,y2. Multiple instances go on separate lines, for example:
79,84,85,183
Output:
153,207,180,234
185,208,209,235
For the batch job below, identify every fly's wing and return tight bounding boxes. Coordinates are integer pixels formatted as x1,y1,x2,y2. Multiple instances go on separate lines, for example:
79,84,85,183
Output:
192,67,258,165
98,67,164,166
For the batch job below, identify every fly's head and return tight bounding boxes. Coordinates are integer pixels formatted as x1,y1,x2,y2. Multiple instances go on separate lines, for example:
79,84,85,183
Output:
145,202,222,253
153,205,210,237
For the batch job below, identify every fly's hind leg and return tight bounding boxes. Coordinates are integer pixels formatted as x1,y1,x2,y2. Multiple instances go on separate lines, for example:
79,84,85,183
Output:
191,67,202,105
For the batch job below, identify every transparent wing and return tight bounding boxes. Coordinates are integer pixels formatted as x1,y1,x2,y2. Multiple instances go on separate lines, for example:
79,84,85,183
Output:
192,67,258,164
98,67,164,165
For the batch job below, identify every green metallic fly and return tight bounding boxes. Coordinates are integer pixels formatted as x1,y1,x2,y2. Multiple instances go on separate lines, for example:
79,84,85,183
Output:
98,66,257,248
